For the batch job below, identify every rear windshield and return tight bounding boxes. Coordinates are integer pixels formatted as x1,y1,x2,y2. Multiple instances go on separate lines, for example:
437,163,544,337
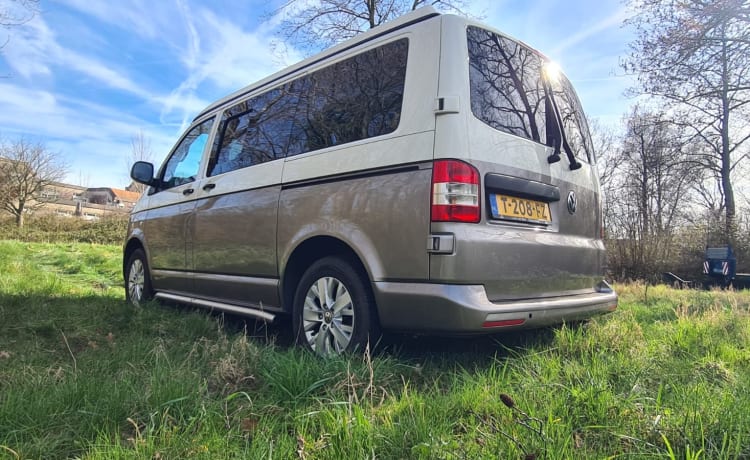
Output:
467,26,594,163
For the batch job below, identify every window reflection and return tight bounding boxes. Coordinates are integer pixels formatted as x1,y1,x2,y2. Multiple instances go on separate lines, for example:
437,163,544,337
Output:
162,118,213,188
467,26,592,163
209,38,409,176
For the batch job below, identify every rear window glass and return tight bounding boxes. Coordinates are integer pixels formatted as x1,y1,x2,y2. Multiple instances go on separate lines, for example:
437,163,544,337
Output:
467,26,592,163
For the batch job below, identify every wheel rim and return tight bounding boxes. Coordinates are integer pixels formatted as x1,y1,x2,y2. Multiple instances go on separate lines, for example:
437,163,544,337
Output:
302,276,355,355
128,259,145,305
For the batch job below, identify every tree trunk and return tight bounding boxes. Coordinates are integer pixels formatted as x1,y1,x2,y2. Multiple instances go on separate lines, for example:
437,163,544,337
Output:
15,211,24,228
720,30,735,243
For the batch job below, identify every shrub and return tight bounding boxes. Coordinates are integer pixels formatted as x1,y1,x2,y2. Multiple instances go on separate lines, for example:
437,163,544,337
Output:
0,214,128,245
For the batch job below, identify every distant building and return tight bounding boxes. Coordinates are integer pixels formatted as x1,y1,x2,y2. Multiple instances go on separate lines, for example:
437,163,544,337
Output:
32,184,142,220
1,156,141,221
84,188,141,209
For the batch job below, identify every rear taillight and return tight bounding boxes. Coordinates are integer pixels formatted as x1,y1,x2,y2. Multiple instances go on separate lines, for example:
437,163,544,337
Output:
431,159,480,223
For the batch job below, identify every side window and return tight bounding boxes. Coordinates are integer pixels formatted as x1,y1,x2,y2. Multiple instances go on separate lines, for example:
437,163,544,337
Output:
209,88,297,176
161,118,214,189
207,38,409,176
293,38,408,153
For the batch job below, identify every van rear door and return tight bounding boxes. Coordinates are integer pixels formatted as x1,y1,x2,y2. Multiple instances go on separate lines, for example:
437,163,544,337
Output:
429,20,606,301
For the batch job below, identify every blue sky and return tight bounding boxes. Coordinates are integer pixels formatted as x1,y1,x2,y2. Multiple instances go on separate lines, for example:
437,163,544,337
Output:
0,0,634,188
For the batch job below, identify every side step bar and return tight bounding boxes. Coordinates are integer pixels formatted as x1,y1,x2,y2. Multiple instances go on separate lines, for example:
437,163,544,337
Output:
154,292,276,322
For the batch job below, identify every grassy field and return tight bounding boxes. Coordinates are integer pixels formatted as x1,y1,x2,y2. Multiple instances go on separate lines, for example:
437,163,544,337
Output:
1,241,749,459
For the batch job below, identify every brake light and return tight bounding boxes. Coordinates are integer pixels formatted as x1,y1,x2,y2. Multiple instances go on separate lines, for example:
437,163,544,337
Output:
431,159,480,223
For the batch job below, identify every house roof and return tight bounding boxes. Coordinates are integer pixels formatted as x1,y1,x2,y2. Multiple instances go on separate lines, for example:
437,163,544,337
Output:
110,188,141,203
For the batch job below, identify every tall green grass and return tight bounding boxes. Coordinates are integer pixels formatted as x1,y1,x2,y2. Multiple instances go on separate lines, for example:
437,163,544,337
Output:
1,241,749,459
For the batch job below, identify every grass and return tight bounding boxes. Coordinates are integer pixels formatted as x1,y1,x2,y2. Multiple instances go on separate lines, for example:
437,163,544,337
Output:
1,240,749,459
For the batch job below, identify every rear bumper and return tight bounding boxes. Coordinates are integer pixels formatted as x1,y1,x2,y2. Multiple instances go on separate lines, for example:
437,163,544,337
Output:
372,280,617,333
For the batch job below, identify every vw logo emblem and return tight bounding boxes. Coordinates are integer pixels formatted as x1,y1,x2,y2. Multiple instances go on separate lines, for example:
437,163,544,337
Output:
567,191,577,214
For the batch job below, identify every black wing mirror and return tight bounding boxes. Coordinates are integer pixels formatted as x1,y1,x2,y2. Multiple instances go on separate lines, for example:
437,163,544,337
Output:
130,161,155,185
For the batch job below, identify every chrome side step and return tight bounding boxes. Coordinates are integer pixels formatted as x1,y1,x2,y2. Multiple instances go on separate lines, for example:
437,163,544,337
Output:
154,292,276,322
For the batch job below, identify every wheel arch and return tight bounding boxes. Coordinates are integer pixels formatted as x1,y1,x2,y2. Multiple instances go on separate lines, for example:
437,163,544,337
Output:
123,237,147,279
280,236,374,315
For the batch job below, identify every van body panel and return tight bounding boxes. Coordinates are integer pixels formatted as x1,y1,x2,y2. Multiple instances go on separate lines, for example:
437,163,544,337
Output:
281,130,435,184
429,222,605,300
140,186,197,294
429,17,607,301
277,166,432,282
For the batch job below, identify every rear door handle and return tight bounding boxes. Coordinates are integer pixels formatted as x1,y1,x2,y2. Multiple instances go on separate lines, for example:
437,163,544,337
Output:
182,188,195,196
202,183,216,191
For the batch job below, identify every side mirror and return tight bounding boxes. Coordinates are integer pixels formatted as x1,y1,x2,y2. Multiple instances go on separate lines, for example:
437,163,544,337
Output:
131,161,155,185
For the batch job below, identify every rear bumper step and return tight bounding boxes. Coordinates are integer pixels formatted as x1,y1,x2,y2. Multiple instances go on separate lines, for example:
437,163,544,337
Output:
373,281,617,333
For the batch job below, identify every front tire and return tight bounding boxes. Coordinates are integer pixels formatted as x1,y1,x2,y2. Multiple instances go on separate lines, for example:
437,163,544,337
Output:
125,248,154,306
292,256,379,356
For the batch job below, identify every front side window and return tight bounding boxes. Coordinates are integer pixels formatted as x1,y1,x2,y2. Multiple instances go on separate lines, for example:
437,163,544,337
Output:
467,26,592,163
161,118,214,189
208,38,409,176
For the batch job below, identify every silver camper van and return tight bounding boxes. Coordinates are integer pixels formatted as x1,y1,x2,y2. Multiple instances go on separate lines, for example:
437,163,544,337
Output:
124,7,617,355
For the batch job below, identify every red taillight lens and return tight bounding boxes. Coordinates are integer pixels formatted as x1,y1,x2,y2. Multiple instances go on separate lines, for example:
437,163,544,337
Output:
431,159,480,223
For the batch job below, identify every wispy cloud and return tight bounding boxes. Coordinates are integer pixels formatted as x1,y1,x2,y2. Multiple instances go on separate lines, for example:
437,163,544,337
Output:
158,6,303,130
54,0,184,42
2,13,152,99
0,82,176,186
551,7,630,55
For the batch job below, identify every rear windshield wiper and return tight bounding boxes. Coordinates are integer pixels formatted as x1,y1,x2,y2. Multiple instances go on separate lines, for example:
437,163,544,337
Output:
544,83,582,171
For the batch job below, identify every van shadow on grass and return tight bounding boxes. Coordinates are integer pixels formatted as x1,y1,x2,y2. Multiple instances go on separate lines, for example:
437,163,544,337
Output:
212,306,561,368
1,289,563,375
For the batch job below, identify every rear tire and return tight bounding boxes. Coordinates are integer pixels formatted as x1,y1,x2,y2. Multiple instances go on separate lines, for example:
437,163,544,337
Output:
292,256,379,356
125,249,154,306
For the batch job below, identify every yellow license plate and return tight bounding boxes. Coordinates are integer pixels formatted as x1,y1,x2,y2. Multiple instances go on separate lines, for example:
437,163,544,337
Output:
491,194,551,223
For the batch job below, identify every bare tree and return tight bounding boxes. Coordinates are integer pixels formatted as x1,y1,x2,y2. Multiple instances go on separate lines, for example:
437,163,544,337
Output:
0,137,68,227
590,118,620,189
602,106,701,279
125,130,154,194
1,0,39,50
274,0,470,51
623,0,750,241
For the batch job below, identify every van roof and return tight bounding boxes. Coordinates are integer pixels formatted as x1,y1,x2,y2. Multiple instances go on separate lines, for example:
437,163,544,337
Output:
193,6,441,121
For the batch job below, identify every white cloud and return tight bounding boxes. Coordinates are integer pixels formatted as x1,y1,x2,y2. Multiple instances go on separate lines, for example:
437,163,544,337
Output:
158,5,304,129
0,82,176,187
1,12,153,99
54,0,183,42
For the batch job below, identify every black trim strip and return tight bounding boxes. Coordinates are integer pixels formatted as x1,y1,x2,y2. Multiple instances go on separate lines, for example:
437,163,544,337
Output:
193,13,440,121
485,173,560,202
282,163,423,190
